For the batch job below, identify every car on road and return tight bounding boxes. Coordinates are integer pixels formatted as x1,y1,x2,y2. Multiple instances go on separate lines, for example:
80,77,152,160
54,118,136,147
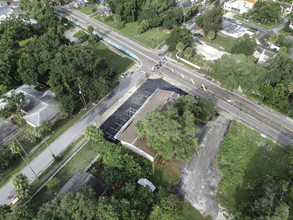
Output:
121,72,129,79
193,33,203,38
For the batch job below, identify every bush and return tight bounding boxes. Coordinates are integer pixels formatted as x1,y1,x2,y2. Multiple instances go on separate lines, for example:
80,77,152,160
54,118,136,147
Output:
46,177,61,191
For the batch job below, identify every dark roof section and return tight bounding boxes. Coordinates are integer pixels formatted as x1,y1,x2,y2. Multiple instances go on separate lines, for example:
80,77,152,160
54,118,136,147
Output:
59,170,107,198
176,0,192,9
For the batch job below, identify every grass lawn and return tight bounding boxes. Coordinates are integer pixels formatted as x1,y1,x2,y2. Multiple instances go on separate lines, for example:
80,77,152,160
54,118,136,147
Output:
0,109,90,188
92,42,135,78
77,5,96,15
152,161,180,188
93,16,170,49
216,121,286,215
244,20,282,30
211,35,238,53
29,140,99,209
73,30,89,42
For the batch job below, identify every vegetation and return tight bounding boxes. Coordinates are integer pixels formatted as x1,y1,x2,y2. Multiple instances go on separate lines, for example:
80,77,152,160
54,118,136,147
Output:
73,30,89,43
94,17,169,49
12,173,31,199
216,121,293,219
166,27,193,52
46,177,61,192
135,95,215,161
211,54,293,115
231,35,256,56
0,92,25,118
249,1,282,25
210,35,238,53
202,7,223,35
84,125,104,144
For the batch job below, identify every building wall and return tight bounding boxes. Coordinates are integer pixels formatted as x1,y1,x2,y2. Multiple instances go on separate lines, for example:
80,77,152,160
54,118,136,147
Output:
120,141,155,162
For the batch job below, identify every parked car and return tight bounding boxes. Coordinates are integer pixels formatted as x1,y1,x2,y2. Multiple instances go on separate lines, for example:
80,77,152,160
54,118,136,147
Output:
121,72,129,79
193,33,203,38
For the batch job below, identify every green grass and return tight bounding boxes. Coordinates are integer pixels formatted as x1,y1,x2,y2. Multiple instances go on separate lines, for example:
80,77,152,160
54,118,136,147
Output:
245,20,282,30
93,16,170,49
77,5,96,15
152,162,180,188
216,121,286,215
0,109,90,188
92,42,135,77
73,30,89,42
211,35,238,53
179,202,208,220
29,140,98,209
54,141,98,186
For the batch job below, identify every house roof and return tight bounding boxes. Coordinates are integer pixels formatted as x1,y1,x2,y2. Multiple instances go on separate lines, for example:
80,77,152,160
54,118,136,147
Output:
244,0,258,4
176,0,192,9
279,2,292,9
0,85,59,127
59,170,107,198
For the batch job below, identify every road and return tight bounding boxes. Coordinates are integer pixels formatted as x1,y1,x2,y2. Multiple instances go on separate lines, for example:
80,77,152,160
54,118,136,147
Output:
1,6,293,205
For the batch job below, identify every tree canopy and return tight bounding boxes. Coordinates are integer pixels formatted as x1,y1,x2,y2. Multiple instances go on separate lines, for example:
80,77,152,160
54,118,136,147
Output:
231,38,256,56
250,1,281,25
135,95,215,161
202,7,223,35
166,27,193,52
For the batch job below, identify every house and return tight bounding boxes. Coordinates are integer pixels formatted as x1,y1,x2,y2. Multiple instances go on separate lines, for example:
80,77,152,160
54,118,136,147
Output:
115,89,180,162
221,20,254,38
176,0,193,9
0,1,12,21
0,85,59,127
224,0,258,14
96,4,113,17
279,2,293,17
59,170,107,198
253,46,277,63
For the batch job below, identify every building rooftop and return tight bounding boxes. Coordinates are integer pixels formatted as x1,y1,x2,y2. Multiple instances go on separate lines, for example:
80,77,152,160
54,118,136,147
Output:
59,170,107,198
116,89,180,160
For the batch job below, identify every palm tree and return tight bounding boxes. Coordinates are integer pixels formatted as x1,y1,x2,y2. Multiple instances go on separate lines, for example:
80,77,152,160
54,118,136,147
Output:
287,82,293,98
176,42,185,52
184,47,194,59
207,31,215,42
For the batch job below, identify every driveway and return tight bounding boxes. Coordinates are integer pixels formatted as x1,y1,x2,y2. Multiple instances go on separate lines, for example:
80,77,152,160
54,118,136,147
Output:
0,119,19,147
171,114,231,218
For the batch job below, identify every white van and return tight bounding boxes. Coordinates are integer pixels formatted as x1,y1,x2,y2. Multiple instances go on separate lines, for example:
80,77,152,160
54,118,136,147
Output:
121,72,129,79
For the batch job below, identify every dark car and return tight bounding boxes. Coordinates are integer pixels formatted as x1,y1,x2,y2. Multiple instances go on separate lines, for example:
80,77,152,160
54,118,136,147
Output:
193,33,203,38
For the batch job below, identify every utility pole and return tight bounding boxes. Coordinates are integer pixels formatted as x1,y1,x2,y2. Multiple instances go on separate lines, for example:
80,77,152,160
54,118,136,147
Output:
12,135,29,158
41,136,54,157
157,27,158,45
78,84,87,109
19,151,38,180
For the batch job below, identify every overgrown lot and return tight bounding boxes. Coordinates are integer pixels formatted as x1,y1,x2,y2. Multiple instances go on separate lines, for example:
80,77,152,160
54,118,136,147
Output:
216,121,293,219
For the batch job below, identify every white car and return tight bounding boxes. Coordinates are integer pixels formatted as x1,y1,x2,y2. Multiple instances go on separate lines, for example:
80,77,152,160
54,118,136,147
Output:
121,72,129,79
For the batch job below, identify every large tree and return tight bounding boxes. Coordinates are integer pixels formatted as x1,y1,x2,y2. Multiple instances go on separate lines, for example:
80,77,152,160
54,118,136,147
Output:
84,125,104,143
250,1,281,25
202,7,223,35
166,27,193,52
49,44,111,114
134,95,214,161
231,38,256,56
12,173,31,200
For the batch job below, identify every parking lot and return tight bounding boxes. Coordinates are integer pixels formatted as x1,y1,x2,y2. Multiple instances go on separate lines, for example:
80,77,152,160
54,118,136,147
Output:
99,78,186,139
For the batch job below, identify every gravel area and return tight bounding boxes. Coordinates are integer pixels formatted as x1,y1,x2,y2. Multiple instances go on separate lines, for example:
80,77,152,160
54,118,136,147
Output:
171,114,231,219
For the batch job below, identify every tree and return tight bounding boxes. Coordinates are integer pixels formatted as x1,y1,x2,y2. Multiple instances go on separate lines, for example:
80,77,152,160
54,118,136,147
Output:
176,42,184,52
33,120,54,138
0,205,11,220
207,31,215,41
183,7,191,23
136,25,144,34
134,95,205,161
9,140,21,156
166,27,193,52
84,125,104,143
269,33,278,44
162,7,184,29
184,47,193,59
195,14,204,28
287,82,293,98
0,92,25,118
87,25,94,34
114,14,121,23
140,20,149,31
211,54,263,92
12,173,31,200
250,1,281,25
231,38,256,56
46,177,61,191
202,7,223,35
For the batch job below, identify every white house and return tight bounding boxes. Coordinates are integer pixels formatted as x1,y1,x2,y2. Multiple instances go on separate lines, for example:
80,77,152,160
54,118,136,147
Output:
224,0,258,14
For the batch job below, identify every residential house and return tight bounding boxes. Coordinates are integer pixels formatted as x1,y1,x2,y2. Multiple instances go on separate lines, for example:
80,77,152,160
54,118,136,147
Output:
279,2,293,17
224,0,258,14
96,4,113,17
0,85,59,127
289,20,293,30
253,46,277,63
176,0,194,9
59,170,107,198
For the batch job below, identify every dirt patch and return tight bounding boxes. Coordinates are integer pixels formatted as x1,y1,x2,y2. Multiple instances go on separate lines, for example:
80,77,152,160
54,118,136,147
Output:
171,114,231,219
